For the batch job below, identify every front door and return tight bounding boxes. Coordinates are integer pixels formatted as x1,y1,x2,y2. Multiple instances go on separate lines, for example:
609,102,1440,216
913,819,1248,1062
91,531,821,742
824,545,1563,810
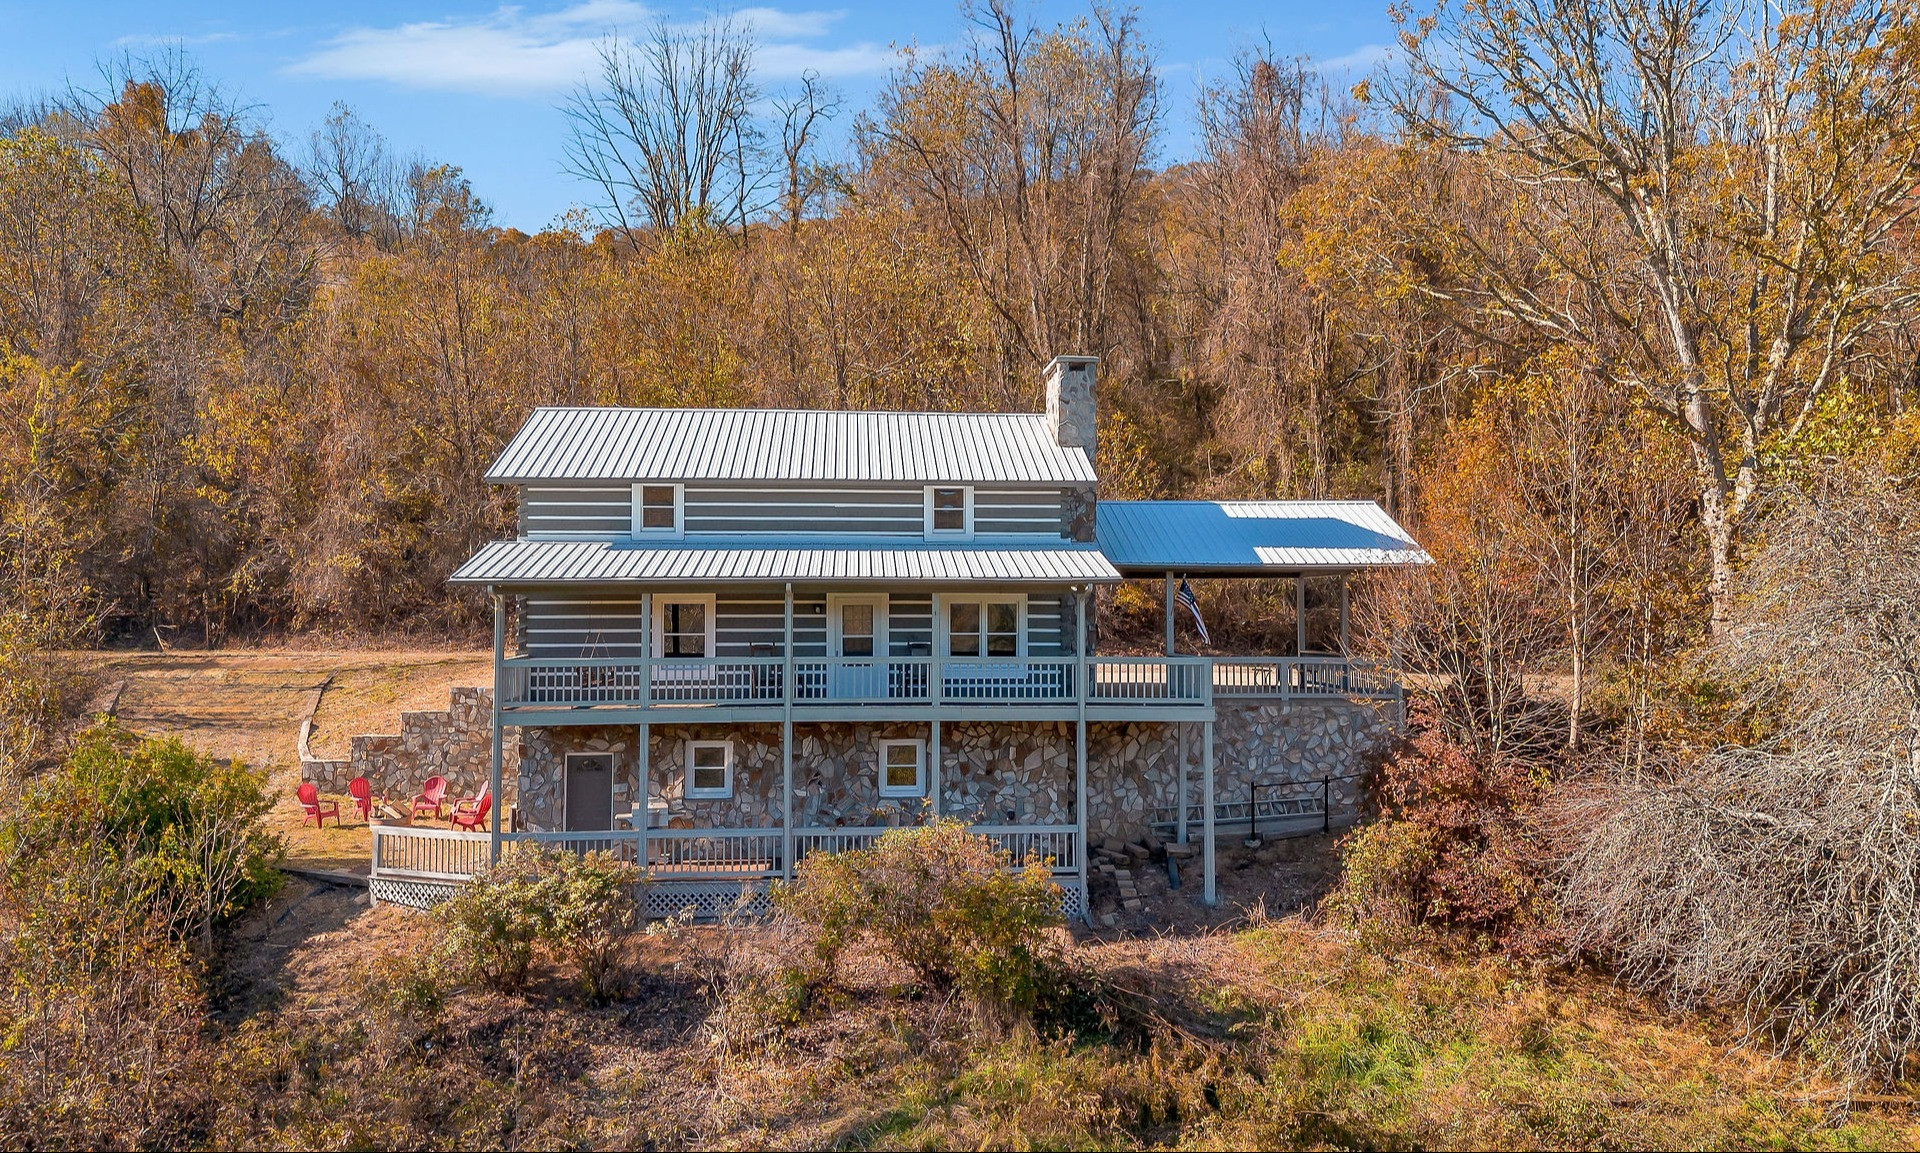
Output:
564,753,614,832
828,594,888,699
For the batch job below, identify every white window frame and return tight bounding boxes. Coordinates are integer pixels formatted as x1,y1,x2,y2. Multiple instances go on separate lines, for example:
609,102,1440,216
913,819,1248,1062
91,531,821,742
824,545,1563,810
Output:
923,484,974,540
877,738,927,799
827,593,889,658
685,739,735,799
652,593,717,660
632,482,684,539
940,594,1026,657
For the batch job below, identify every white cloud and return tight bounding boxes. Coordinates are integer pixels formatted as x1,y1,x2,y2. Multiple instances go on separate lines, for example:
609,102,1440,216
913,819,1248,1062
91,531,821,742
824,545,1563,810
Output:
113,31,245,48
287,2,896,96
1316,43,1394,75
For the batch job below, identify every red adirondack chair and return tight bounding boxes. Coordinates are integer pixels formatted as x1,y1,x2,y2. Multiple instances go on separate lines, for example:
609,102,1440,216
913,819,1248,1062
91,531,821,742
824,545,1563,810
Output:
449,791,492,832
297,781,341,828
348,776,374,822
411,775,449,821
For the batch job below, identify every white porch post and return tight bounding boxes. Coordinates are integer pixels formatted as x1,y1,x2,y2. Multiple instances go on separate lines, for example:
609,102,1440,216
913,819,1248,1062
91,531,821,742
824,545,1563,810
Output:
640,591,653,705
1202,717,1217,907
931,592,943,708
782,582,795,880
930,718,942,819
1295,575,1308,655
1176,723,1190,845
1163,571,1176,655
636,721,649,871
489,590,505,862
1075,586,1091,916
1339,573,1350,654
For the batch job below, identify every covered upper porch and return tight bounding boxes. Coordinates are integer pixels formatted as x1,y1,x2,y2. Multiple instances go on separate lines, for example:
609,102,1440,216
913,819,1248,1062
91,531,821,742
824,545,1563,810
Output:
1096,498,1430,658
445,501,1426,723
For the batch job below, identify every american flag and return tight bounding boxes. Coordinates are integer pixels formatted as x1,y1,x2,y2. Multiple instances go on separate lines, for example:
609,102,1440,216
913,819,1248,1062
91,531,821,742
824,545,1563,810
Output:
1177,579,1210,646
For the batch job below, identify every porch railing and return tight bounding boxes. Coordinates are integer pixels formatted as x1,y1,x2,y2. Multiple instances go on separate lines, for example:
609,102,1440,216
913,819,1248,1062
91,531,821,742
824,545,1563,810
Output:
370,822,1081,887
1089,656,1212,704
790,823,1078,874
1212,656,1400,700
501,654,1397,709
502,655,1097,709
369,824,492,882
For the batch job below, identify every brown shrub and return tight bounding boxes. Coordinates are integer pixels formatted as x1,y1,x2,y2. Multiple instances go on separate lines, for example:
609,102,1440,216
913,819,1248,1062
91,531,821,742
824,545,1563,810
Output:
1326,705,1559,954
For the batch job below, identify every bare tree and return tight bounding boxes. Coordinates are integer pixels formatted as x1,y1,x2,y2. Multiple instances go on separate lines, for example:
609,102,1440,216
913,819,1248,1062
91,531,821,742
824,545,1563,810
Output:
306,102,403,246
863,0,1160,391
773,70,842,232
71,50,316,344
1561,470,1920,1079
1392,0,1920,632
562,17,764,248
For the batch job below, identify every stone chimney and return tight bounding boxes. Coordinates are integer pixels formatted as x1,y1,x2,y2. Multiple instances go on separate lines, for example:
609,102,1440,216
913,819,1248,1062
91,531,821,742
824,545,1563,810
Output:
1044,355,1098,452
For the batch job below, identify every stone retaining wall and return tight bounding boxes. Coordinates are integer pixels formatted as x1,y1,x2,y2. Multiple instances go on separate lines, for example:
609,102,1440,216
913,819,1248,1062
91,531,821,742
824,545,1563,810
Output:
1082,699,1398,844
302,687,511,806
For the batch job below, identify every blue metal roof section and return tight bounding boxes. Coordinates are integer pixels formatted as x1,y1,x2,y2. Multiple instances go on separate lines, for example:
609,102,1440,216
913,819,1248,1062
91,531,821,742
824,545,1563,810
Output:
1095,500,1428,573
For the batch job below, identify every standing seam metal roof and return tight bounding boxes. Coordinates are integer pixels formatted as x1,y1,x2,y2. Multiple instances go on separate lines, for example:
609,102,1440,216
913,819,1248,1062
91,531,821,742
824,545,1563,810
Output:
450,538,1122,585
486,407,1098,484
1095,500,1429,572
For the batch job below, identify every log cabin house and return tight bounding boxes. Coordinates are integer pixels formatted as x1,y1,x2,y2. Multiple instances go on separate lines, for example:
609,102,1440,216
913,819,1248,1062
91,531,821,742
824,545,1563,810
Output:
364,356,1428,915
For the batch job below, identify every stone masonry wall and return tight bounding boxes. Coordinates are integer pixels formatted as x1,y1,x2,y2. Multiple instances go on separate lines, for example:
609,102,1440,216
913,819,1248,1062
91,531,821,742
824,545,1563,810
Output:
517,725,638,831
301,687,512,807
1082,699,1399,844
516,720,1081,831
939,721,1073,825
511,700,1395,839
649,724,784,828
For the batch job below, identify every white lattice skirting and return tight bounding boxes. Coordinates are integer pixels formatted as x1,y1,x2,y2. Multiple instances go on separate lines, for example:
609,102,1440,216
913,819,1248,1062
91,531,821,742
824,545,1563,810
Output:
369,876,463,910
644,880,1087,922
643,881,774,920
372,876,1088,923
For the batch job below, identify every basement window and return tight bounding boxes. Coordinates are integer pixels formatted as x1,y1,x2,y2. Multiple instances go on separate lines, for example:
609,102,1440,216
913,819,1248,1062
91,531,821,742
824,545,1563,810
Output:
686,740,735,799
878,739,927,799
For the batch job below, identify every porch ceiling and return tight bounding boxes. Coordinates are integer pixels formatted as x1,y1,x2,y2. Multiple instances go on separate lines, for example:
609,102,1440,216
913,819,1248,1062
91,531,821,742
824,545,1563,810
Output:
450,537,1121,586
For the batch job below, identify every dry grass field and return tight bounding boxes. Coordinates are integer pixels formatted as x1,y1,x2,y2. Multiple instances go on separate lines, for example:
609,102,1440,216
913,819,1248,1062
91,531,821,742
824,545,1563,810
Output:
71,647,489,874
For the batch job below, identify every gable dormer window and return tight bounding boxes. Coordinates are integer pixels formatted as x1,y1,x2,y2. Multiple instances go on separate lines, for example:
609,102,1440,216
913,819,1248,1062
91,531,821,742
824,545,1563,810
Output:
925,485,973,540
633,483,683,538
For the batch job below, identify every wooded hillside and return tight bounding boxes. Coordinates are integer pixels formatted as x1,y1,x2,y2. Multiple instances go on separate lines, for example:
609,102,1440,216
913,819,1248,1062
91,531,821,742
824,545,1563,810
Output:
4,0,1893,641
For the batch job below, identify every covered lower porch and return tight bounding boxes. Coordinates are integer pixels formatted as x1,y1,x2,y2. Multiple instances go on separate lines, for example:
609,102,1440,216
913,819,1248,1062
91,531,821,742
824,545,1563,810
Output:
367,820,1084,918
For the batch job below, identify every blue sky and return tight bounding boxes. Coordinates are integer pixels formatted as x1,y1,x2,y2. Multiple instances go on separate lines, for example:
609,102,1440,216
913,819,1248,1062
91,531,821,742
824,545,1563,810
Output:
0,1,1398,230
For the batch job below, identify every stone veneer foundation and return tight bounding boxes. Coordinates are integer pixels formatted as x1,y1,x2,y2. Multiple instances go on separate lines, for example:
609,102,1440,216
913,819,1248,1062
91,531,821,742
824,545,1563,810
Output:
509,699,1398,839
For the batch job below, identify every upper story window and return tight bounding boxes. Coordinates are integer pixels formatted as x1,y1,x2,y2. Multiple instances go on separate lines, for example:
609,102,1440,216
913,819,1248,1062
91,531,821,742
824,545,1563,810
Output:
924,485,973,540
633,483,683,538
945,597,1022,657
653,594,715,658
